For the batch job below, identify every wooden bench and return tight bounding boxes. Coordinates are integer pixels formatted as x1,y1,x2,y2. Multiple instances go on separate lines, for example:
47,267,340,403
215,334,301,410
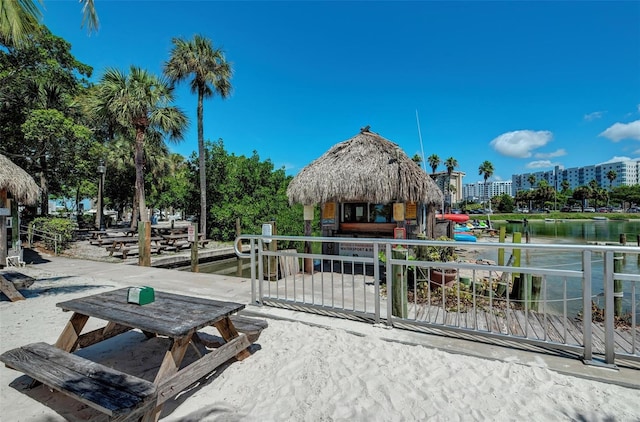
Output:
0,342,157,421
230,315,268,343
117,246,165,260
1,271,35,302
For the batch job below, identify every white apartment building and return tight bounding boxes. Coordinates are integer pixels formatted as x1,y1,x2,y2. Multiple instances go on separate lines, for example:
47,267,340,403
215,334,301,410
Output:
511,159,640,195
463,180,513,201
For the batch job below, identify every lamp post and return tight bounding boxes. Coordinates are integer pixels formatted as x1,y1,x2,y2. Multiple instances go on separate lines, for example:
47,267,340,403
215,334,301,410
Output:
97,160,106,231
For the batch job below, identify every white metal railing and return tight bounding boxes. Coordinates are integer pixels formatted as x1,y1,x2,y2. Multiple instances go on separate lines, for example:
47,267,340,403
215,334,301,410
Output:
235,234,639,368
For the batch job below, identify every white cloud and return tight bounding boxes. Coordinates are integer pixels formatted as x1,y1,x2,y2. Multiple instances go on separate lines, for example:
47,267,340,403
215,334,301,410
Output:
534,149,567,159
599,120,640,142
584,111,605,121
597,156,634,165
526,160,560,169
489,130,553,158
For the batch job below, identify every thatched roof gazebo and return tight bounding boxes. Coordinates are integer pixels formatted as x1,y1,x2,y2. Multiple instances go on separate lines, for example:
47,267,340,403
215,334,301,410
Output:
287,127,443,239
0,154,39,205
1,153,39,266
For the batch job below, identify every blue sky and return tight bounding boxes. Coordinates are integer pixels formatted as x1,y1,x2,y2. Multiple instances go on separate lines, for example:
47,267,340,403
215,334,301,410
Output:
43,1,640,183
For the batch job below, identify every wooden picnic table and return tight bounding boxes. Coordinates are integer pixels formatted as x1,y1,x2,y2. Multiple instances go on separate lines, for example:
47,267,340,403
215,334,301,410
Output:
161,233,208,248
0,288,263,421
88,230,109,240
105,236,165,257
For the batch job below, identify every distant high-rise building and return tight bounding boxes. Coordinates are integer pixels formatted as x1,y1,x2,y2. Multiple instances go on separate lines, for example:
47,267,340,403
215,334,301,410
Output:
463,180,513,201
511,159,639,195
430,171,466,204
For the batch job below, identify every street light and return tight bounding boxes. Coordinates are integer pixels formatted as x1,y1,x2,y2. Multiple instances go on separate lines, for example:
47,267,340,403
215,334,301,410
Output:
97,160,106,231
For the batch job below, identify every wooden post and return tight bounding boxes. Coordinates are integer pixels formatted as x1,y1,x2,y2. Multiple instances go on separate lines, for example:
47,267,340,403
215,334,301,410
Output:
614,252,623,317
303,205,313,273
524,219,530,243
236,217,242,277
619,233,626,246
391,247,408,318
498,226,506,266
511,232,524,304
138,221,151,267
530,275,542,312
263,221,277,281
0,189,7,267
190,223,199,273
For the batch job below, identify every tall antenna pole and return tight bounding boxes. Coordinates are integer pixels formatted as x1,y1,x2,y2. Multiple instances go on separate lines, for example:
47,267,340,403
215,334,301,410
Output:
416,110,426,172
416,110,428,234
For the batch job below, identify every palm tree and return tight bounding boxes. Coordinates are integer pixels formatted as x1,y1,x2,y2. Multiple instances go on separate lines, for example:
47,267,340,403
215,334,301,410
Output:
427,154,440,175
93,66,187,231
1,0,98,45
478,160,494,210
444,157,457,212
164,35,232,238
606,170,617,190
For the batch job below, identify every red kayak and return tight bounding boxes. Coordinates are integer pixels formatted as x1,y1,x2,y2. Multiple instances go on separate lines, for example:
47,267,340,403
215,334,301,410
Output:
436,213,470,223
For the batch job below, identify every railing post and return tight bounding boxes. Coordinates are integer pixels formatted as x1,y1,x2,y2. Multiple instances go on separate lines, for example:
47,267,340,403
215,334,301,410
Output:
257,239,264,296
582,250,593,363
603,251,616,366
373,242,380,324
385,242,393,326
250,238,257,305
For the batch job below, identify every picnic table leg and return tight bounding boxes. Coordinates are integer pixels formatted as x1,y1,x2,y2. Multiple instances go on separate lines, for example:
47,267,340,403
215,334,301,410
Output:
214,317,251,361
54,312,89,352
144,335,192,422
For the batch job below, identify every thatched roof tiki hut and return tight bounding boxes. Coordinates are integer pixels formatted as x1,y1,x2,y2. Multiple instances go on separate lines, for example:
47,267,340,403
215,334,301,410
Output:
0,154,40,266
287,127,443,256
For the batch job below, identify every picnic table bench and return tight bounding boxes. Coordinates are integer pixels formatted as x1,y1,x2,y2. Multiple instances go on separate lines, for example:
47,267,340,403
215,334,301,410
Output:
0,288,267,422
0,342,157,420
161,233,209,249
88,230,109,240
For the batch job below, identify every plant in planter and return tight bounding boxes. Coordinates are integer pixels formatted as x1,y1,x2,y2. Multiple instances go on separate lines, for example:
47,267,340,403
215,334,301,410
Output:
415,235,458,288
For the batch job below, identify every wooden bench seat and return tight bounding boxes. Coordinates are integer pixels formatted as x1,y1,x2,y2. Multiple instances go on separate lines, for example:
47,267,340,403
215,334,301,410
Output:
117,246,165,259
230,315,268,343
0,342,157,421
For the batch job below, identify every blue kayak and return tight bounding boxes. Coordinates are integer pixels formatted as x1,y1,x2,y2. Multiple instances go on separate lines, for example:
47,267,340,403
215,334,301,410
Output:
454,232,477,242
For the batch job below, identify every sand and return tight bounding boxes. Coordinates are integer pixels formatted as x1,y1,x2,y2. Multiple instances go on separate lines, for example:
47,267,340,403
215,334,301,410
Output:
1,263,639,421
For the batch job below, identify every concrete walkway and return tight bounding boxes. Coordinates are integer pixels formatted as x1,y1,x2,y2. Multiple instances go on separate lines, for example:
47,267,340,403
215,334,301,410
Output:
6,250,639,391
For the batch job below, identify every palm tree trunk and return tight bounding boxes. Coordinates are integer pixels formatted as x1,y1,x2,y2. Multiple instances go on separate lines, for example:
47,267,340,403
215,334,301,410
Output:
135,130,147,222
197,88,207,238
130,194,139,230
39,155,48,216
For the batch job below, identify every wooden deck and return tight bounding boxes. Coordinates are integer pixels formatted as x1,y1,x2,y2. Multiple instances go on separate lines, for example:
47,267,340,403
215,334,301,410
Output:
406,301,638,357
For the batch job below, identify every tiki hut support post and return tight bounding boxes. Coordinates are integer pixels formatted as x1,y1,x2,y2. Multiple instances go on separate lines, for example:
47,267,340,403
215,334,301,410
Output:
0,154,39,267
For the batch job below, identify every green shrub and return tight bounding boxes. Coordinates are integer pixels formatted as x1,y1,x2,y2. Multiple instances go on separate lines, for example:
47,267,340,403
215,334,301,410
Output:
30,217,75,252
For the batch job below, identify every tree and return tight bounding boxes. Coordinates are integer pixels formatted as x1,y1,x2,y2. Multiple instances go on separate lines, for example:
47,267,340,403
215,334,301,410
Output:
1,26,95,214
411,154,423,166
427,154,440,174
444,157,457,211
21,108,92,215
92,66,188,231
478,160,494,210
560,180,570,193
606,170,617,190
572,186,592,211
164,35,232,238
1,0,98,46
